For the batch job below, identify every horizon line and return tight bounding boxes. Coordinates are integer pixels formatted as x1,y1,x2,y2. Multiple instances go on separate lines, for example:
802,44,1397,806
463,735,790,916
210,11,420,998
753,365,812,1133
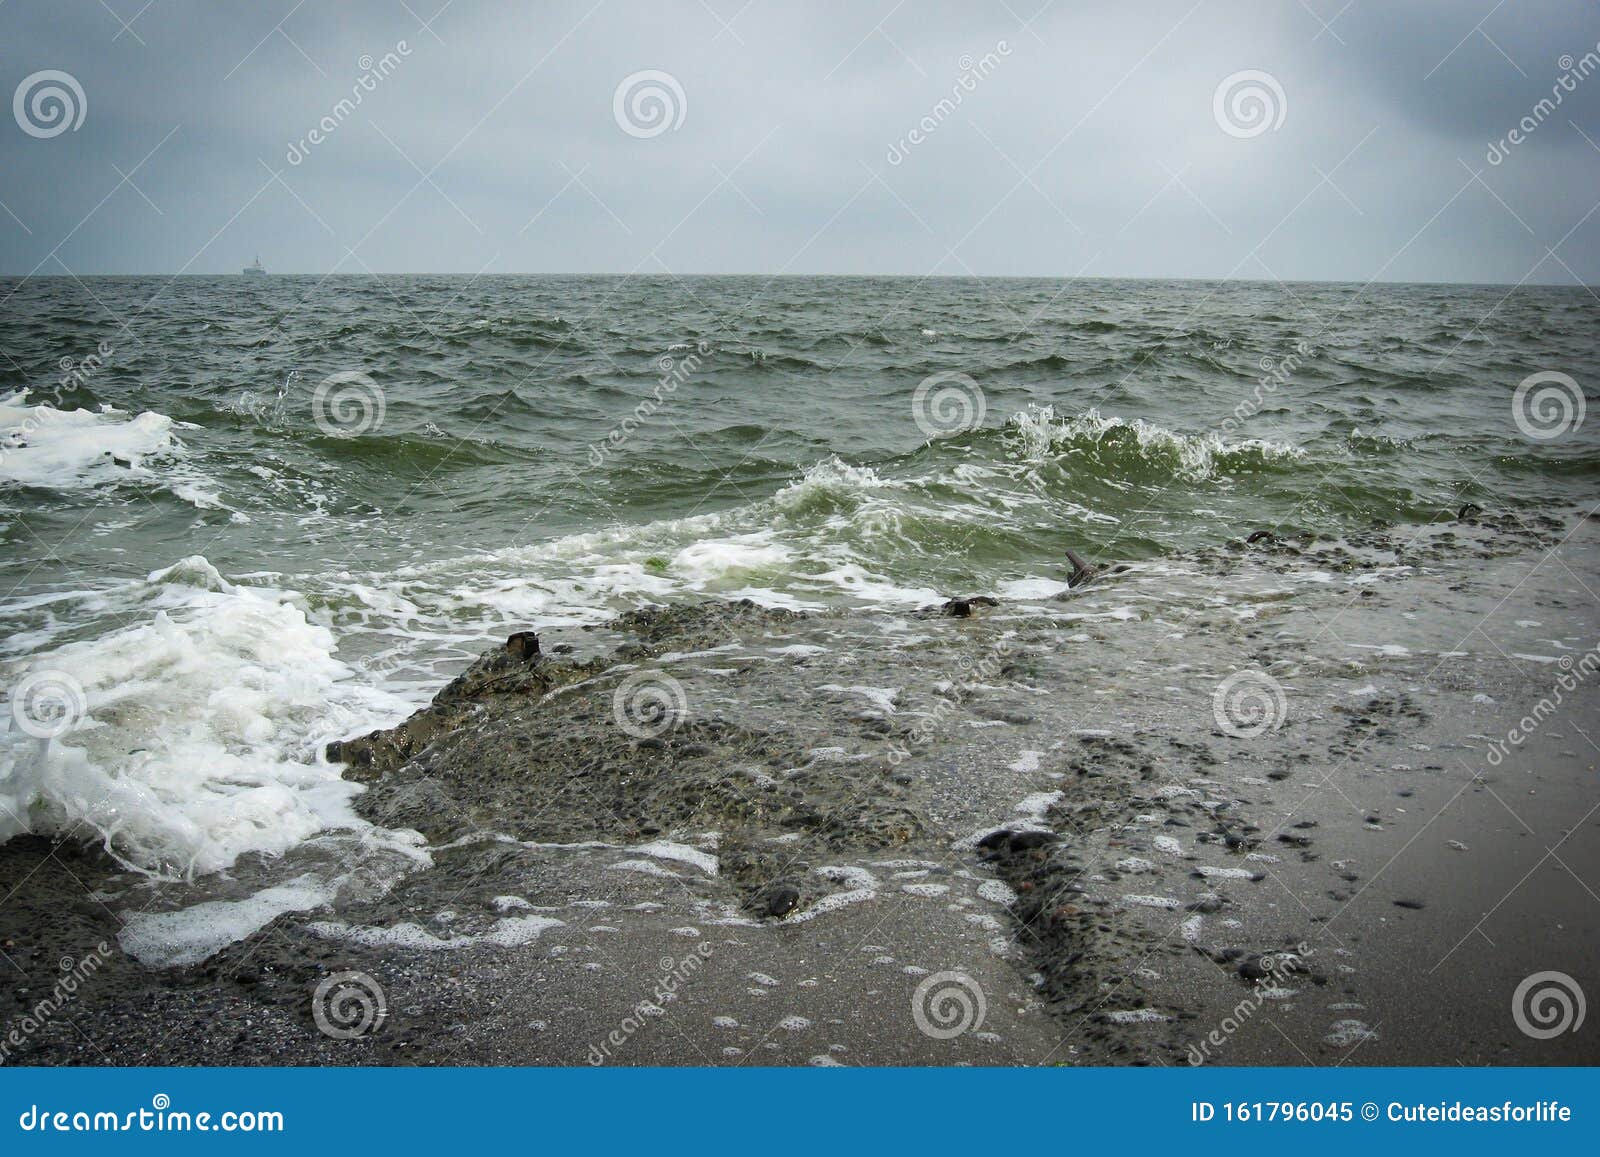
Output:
2,272,1596,290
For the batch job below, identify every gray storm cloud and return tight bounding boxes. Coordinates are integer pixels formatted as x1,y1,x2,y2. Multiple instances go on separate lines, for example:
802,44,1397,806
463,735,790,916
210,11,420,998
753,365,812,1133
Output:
0,0,1596,281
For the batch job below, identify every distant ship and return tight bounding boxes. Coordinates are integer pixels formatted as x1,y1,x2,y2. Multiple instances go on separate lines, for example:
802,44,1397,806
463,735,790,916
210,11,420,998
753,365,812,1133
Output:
242,255,266,276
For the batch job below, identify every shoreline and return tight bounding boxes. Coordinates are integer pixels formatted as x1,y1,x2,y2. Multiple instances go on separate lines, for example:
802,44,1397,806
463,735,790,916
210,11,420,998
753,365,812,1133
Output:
2,510,1597,1066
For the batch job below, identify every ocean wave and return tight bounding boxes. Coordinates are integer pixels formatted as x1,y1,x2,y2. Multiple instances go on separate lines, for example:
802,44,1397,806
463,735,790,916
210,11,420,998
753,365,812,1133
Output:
0,389,223,508
0,556,418,878
771,457,898,512
1005,405,1304,480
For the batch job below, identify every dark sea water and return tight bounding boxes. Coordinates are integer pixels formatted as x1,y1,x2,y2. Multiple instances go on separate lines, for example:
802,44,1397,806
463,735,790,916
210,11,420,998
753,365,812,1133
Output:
1,275,1596,877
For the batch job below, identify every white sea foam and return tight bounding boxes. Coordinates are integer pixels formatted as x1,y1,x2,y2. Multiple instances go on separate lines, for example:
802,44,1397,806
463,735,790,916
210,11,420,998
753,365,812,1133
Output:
1,392,176,487
119,879,336,967
669,537,792,583
0,391,220,507
606,859,680,878
1015,791,1062,820
631,840,718,875
782,865,878,923
0,556,419,877
307,914,564,950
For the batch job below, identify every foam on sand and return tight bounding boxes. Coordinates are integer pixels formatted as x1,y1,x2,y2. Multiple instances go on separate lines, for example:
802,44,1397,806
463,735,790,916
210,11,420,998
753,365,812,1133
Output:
630,839,719,875
119,879,337,967
307,914,565,950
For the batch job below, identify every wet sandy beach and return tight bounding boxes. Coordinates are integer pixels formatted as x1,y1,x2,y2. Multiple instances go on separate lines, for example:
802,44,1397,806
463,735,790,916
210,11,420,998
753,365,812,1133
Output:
3,509,1597,1066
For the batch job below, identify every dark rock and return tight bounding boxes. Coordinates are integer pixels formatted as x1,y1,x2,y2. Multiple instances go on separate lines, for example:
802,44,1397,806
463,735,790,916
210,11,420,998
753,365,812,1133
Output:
1392,898,1426,910
762,884,801,919
938,595,999,617
1238,955,1273,981
921,601,992,620
1007,830,1058,853
505,631,540,660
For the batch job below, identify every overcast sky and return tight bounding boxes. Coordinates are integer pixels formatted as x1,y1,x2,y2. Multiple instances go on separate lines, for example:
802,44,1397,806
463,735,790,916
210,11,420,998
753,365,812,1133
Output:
2,0,1598,282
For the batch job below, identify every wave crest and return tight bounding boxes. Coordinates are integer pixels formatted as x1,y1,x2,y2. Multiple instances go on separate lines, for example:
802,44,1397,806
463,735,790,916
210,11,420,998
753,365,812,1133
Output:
1006,405,1303,479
